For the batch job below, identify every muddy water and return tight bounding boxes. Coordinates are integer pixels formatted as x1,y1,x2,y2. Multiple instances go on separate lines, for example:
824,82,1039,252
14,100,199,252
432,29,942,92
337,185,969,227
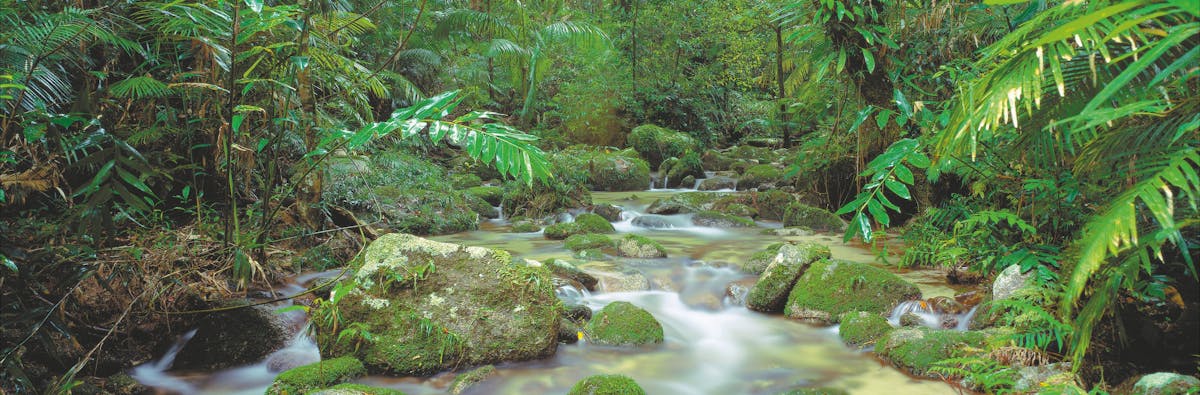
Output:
135,190,967,394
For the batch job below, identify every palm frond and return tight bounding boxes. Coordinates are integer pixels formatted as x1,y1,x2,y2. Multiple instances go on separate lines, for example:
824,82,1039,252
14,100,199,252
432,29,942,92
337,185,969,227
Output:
434,8,517,40
538,20,610,50
108,75,173,100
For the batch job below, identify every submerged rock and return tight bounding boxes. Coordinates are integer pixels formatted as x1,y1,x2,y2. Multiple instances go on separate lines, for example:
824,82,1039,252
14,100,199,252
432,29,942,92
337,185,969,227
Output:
449,365,497,395
592,203,624,222
782,203,844,231
568,374,647,395
1133,372,1200,395
580,262,650,292
747,243,831,313
585,301,664,346
838,311,893,348
616,234,667,258
266,356,365,395
784,260,921,324
317,233,560,375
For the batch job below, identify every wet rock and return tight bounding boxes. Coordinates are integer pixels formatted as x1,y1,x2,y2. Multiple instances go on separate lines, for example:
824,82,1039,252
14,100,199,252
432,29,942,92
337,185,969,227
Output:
580,263,650,292
547,259,599,291
645,191,729,214
939,316,960,329
899,312,924,327
1013,363,1077,393
558,319,582,344
631,214,675,229
725,279,757,307
698,176,738,191
173,303,293,370
692,210,757,228
1133,372,1200,395
509,218,542,233
740,243,784,275
947,265,986,285
585,301,664,346
265,347,320,373
748,243,831,313
993,264,1033,301
770,227,814,237
571,149,651,192
564,233,614,252
616,234,668,258
568,374,647,395
465,186,503,206
307,383,406,395
954,290,984,307
721,203,757,218
564,304,593,322
317,233,560,375
629,124,700,168
449,365,497,395
266,356,365,395
784,260,921,324
782,203,844,232
592,203,624,222
928,296,968,315
738,164,783,190
661,151,705,188
701,150,734,171
544,213,615,240
876,327,988,377
679,175,697,188
838,311,893,347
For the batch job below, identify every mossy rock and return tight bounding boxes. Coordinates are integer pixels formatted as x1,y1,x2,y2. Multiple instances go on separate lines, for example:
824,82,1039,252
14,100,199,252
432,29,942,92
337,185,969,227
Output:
875,327,988,376
510,219,542,233
318,234,560,375
737,164,783,190
449,365,497,395
778,388,850,395
783,203,844,231
1133,372,1200,395
544,214,616,240
500,152,592,218
721,203,757,217
628,124,701,167
450,173,484,189
645,191,732,214
266,356,366,395
784,260,921,324
592,203,624,222
701,150,734,171
616,234,667,258
465,186,503,206
567,374,647,395
727,145,778,163
838,311,894,347
585,301,664,346
306,383,407,395
555,147,651,191
712,190,795,220
692,210,756,228
564,234,615,252
463,193,497,219
547,258,599,290
662,151,705,188
324,153,479,235
747,243,831,313
741,243,784,274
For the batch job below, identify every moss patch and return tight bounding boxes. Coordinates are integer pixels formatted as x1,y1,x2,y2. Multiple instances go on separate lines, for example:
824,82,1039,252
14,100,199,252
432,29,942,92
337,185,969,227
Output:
555,147,651,191
875,327,988,376
692,210,756,228
738,164,783,190
629,124,701,167
783,203,843,231
324,153,480,235
564,234,615,252
465,186,503,206
747,243,831,313
662,151,705,188
305,383,407,395
544,214,615,240
449,365,497,395
586,301,664,346
838,311,894,347
784,260,921,324
568,374,647,395
741,243,784,274
616,234,667,258
266,356,366,395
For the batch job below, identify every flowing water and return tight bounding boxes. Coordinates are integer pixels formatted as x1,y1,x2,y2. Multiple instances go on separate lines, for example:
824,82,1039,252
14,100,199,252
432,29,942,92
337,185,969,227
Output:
134,189,972,394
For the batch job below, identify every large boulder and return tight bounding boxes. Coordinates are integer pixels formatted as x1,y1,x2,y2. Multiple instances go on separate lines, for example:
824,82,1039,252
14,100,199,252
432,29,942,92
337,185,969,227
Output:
737,164,784,190
317,233,560,375
747,243,831,313
544,213,615,240
661,151,705,188
568,374,647,395
546,258,599,291
645,191,730,214
464,186,503,206
784,260,921,324
564,234,615,252
585,301,664,346
875,327,988,376
1133,372,1200,395
501,151,593,218
556,147,651,192
266,356,366,395
616,234,667,258
628,124,701,167
631,214,675,229
993,264,1033,301
741,243,784,274
592,203,624,222
838,311,893,348
782,203,844,231
173,303,295,370
698,176,738,191
701,150,735,171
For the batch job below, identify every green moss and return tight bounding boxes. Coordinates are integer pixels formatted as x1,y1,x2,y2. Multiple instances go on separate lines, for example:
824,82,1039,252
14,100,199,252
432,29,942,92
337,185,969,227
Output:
722,203,757,217
738,164,783,190
629,124,701,167
783,203,843,231
305,383,407,395
564,233,614,251
465,186,503,206
876,327,988,376
645,191,732,214
501,151,592,218
746,243,830,313
701,150,734,171
567,374,647,395
546,258,598,290
448,365,497,395
784,260,921,324
510,219,541,233
555,147,651,191
838,311,894,347
664,151,705,188
616,234,667,258
692,210,756,228
450,173,484,189
727,145,778,163
544,213,615,240
741,243,784,274
586,301,664,346
266,356,366,395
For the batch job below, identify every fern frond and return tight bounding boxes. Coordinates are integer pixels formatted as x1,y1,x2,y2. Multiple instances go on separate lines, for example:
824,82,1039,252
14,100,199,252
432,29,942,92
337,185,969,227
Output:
109,75,173,99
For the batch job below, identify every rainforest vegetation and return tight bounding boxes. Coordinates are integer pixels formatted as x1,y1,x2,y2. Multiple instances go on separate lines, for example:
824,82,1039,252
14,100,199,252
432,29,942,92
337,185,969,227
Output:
0,0,1197,394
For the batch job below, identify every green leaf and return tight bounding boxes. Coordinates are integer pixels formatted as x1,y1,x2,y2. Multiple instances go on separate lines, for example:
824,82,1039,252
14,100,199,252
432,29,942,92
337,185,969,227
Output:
894,164,915,184
862,48,875,73
867,198,890,226
1,254,15,273
884,179,912,200
894,89,913,117
836,49,847,73
232,114,246,134
244,0,263,13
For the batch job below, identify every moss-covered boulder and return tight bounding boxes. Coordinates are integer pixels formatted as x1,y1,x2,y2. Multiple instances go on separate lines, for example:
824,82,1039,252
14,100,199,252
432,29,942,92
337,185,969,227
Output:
698,176,738,191
747,243,831,313
661,151,705,188
616,234,667,258
567,374,647,395
500,151,592,218
701,150,734,171
325,153,481,235
629,124,701,167
266,357,366,395
1133,372,1200,395
579,262,651,292
547,258,599,291
464,186,503,206
711,190,795,220
783,203,844,231
875,327,988,376
544,214,615,240
592,203,624,222
564,234,615,252
727,145,778,163
451,173,484,189
692,210,756,228
784,260,921,324
306,383,407,395
509,218,542,233
316,234,560,375
741,243,784,274
449,365,497,395
645,191,732,214
778,388,850,395
838,311,893,348
555,147,652,191
738,164,784,190
585,301,664,346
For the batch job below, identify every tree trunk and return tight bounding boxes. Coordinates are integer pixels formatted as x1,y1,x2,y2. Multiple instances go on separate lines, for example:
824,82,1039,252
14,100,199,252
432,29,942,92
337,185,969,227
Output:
775,24,790,148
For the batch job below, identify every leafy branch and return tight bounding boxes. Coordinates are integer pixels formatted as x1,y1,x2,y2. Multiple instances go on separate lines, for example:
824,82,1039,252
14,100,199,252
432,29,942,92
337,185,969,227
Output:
835,138,931,242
